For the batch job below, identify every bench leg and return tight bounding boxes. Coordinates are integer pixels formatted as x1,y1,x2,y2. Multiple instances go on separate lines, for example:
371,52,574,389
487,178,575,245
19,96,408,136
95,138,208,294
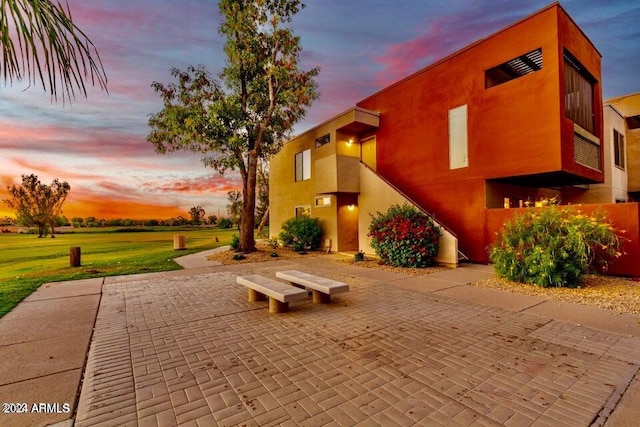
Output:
288,281,312,297
312,290,330,304
248,288,267,302
269,298,289,313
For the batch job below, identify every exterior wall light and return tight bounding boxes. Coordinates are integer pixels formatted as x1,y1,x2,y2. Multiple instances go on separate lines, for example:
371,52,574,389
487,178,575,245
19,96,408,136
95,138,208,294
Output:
348,204,355,211
347,138,354,146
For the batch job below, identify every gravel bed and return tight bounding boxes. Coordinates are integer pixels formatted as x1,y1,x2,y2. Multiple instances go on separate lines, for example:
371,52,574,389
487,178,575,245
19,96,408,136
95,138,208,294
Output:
469,275,640,315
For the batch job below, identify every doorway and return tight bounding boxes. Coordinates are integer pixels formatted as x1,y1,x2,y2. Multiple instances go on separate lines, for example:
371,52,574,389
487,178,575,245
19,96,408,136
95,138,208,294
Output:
360,136,377,171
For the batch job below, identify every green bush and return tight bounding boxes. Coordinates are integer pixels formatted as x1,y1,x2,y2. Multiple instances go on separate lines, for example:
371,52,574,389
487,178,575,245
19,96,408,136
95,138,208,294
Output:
217,218,233,229
279,217,323,252
230,234,240,251
489,206,622,287
368,204,441,268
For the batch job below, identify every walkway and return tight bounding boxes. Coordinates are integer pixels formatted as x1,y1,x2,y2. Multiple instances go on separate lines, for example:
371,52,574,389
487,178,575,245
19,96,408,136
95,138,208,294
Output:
0,256,639,426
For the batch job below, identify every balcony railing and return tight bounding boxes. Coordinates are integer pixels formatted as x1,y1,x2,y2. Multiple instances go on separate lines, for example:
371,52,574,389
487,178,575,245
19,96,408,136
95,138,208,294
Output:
573,123,601,171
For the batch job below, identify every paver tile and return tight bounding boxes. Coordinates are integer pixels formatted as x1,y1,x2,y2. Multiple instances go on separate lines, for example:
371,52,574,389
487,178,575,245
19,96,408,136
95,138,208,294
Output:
70,268,639,426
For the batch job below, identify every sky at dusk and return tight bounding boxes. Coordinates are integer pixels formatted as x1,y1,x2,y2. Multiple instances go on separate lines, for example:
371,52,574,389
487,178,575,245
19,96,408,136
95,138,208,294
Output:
1,0,639,220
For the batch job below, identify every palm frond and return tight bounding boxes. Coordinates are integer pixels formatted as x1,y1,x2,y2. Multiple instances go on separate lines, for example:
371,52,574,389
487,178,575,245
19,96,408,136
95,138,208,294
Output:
0,0,108,101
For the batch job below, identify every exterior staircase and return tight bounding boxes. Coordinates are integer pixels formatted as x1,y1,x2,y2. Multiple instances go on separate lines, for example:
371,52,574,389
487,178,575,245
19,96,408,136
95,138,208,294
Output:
360,162,469,263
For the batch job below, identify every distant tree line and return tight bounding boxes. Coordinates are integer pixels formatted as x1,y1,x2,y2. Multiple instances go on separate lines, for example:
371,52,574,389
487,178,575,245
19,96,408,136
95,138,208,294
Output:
68,215,230,228
2,174,267,233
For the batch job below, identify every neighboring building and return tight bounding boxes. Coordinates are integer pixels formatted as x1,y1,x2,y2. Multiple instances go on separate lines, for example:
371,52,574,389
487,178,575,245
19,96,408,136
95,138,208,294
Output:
564,92,640,204
270,3,640,275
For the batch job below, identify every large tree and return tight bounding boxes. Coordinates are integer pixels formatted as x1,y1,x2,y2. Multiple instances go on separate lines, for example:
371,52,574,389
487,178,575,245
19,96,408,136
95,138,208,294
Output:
1,0,107,100
188,205,206,225
147,0,319,252
4,174,70,237
256,160,269,234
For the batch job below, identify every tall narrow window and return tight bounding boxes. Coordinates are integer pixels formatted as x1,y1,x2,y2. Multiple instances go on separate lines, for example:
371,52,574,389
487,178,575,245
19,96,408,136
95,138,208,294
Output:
564,50,595,134
614,129,625,169
294,149,311,181
449,105,468,169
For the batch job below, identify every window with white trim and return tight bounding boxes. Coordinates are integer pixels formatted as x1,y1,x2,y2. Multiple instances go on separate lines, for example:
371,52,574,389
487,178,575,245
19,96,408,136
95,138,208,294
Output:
315,196,332,207
613,129,625,169
295,149,311,181
449,105,468,169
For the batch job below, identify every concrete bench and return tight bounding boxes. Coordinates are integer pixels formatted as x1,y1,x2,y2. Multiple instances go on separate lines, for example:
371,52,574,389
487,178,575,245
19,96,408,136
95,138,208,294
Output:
275,270,349,303
236,275,308,313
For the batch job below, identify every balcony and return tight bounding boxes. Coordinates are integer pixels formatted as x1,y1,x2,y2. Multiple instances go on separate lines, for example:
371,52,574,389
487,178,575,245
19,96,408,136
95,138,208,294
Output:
314,154,360,194
335,107,379,134
573,123,601,171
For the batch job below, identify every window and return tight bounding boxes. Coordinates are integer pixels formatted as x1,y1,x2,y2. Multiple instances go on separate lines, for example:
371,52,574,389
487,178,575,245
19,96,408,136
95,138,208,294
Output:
485,48,542,88
449,105,468,169
315,196,332,207
615,198,627,204
315,133,330,148
294,149,311,181
294,205,311,218
564,50,595,134
614,129,625,169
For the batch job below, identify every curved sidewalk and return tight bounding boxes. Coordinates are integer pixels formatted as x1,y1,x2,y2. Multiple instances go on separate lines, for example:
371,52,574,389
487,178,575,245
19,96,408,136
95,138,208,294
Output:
0,256,638,426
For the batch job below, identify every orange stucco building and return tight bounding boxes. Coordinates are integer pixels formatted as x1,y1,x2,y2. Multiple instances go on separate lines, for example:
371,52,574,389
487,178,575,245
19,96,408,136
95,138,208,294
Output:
270,3,640,276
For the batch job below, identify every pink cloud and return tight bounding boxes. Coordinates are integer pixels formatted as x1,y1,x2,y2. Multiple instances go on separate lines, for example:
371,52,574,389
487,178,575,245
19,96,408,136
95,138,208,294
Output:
0,122,156,159
373,3,527,87
9,158,104,182
142,174,242,194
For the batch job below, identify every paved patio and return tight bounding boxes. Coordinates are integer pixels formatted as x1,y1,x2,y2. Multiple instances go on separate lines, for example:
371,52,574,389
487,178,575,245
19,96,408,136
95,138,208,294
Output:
1,256,639,426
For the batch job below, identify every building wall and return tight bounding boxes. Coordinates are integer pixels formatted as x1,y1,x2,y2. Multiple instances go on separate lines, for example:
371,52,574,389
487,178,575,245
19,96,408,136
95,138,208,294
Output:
269,121,339,249
557,6,604,182
604,93,640,193
269,108,375,252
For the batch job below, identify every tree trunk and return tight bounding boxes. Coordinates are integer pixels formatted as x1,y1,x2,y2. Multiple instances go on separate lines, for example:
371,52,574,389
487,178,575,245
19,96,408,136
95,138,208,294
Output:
257,205,269,235
239,152,258,253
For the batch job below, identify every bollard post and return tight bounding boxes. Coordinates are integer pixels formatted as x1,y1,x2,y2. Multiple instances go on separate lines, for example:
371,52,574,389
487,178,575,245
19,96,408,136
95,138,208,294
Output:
70,246,81,267
173,234,186,250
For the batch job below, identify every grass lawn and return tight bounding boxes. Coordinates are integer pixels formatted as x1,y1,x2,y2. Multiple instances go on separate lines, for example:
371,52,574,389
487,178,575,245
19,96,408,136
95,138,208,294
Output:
0,227,238,317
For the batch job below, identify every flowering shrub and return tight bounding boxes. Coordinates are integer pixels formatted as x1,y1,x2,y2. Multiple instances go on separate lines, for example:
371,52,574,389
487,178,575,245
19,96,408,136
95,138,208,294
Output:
368,204,441,268
489,206,622,287
279,216,323,252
